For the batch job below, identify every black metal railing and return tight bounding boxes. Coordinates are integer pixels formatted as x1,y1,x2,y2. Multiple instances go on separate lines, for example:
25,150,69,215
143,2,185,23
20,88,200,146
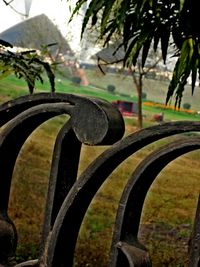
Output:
0,93,199,267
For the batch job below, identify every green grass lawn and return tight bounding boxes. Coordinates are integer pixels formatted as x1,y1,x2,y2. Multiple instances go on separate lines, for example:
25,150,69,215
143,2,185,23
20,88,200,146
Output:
85,68,200,112
0,72,200,266
0,73,199,124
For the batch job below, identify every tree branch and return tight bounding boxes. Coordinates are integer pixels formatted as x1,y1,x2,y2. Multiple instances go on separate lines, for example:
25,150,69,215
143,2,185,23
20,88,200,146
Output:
2,0,26,17
2,0,14,5
145,56,162,74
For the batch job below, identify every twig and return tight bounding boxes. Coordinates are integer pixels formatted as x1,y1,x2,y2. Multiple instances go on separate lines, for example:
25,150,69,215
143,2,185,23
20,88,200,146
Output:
2,0,27,17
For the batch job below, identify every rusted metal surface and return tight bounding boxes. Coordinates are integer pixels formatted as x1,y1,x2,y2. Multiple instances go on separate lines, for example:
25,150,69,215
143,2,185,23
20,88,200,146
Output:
0,93,199,266
0,93,124,267
110,137,200,267
188,194,200,266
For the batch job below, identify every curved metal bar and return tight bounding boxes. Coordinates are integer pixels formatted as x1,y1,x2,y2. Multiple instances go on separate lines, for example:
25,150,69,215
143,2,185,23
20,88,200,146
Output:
0,213,17,267
0,93,72,127
111,137,200,266
116,241,152,267
0,102,72,266
0,103,73,213
0,93,125,266
0,93,125,145
15,259,39,267
40,120,82,257
46,121,200,267
188,194,200,266
0,91,125,222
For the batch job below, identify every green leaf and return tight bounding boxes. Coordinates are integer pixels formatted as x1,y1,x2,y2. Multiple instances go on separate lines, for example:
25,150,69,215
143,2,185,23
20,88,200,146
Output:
160,26,170,64
172,26,183,50
124,35,139,66
126,27,153,67
81,0,104,37
191,65,197,95
153,30,160,52
166,59,180,104
135,0,149,19
177,38,193,81
123,12,137,49
32,58,55,92
69,0,87,22
103,22,117,44
0,39,13,48
100,0,116,36
141,37,152,68
190,40,199,95
166,38,196,106
179,0,185,11
175,76,187,108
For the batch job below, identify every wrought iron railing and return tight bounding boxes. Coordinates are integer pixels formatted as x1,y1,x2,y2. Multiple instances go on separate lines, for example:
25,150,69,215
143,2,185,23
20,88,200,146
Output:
0,93,199,267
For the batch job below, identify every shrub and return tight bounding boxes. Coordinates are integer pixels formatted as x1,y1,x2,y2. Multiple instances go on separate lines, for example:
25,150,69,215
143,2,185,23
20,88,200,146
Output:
72,76,81,84
142,92,147,99
107,84,116,93
183,103,191,110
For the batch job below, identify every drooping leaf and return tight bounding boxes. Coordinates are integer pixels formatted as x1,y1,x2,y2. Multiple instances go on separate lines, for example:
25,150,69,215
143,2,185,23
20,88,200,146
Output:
46,42,58,48
27,79,35,94
135,0,149,20
126,27,152,67
100,0,116,36
179,0,185,11
160,26,170,64
124,35,139,66
142,37,152,68
0,39,13,48
0,40,55,94
69,0,87,22
166,59,180,104
174,38,192,82
191,62,197,95
81,0,104,37
91,12,98,26
190,41,199,95
175,76,187,108
166,37,196,106
153,30,160,52
172,25,183,50
123,12,137,50
20,50,36,55
32,57,55,92
102,22,117,45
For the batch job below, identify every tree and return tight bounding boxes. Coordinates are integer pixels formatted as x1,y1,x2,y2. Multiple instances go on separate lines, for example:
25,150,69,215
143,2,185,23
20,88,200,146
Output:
0,1,55,93
70,0,200,108
0,40,55,93
129,56,161,128
94,40,163,128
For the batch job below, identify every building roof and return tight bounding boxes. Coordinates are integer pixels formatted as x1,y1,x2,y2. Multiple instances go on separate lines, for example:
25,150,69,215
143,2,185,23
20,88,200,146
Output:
0,14,74,56
93,42,125,64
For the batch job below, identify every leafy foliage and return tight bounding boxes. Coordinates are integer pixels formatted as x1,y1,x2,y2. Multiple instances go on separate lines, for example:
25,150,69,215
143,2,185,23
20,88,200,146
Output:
183,102,191,110
71,76,81,84
142,91,147,99
70,0,200,107
0,40,55,93
107,84,116,93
